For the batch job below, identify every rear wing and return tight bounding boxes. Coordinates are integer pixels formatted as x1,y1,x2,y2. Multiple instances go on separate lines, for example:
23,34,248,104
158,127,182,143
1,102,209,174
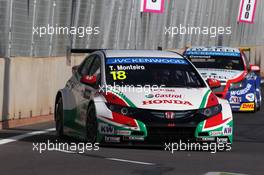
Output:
66,47,104,66
238,47,251,62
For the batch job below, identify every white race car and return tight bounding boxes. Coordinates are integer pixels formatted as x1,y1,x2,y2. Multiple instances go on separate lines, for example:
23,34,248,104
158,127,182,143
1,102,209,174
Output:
54,49,233,145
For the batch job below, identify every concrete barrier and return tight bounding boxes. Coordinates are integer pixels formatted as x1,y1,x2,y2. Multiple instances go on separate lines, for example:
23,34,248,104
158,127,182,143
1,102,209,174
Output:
250,46,264,77
0,58,5,122
1,55,84,122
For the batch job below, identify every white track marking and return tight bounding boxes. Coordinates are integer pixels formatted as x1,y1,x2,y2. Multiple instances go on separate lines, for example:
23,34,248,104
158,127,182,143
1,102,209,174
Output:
0,128,55,145
205,172,248,175
0,128,155,166
51,149,155,165
105,158,155,165
52,149,75,154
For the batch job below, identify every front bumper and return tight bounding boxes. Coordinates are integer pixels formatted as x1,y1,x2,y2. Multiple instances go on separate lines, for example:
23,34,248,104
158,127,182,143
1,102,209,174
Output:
96,109,233,144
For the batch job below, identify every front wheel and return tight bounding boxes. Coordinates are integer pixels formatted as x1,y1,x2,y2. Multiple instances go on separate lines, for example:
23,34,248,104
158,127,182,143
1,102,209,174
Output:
85,104,98,144
55,97,64,138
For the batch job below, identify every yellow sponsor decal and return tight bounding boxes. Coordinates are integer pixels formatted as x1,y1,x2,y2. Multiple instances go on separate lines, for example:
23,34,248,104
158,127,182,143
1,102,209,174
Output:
240,103,255,111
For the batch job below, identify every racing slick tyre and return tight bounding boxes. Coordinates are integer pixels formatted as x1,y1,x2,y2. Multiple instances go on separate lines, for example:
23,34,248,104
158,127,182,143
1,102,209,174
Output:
85,104,98,144
256,89,262,111
254,92,260,112
55,97,64,138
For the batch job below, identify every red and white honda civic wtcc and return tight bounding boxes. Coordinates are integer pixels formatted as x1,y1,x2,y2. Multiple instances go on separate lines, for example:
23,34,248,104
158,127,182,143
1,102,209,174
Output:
54,49,233,145
185,46,261,112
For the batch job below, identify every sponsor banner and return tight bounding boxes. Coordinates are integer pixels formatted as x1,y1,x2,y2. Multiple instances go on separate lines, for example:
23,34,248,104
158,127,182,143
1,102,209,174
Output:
197,137,215,142
99,123,115,135
142,99,193,106
223,126,232,136
245,93,255,102
106,57,188,65
240,103,255,111
229,96,242,104
105,136,120,143
125,136,145,141
210,131,223,136
238,0,257,23
185,51,240,57
217,137,228,143
141,0,165,13
230,84,252,96
145,93,182,99
115,130,131,136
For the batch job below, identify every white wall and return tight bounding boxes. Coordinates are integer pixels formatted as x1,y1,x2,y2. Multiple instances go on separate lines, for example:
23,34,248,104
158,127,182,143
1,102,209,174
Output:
1,56,84,121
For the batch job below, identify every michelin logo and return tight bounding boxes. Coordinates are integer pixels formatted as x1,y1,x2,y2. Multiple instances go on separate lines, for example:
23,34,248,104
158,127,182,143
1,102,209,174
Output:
230,84,252,96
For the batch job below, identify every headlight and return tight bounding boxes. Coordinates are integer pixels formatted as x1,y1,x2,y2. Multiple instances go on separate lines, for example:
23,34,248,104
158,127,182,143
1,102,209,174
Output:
199,104,222,117
229,80,244,90
106,103,134,116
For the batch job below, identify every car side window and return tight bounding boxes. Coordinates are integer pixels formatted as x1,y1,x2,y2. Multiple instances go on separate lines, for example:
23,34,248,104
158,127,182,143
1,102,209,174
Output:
88,56,101,76
78,55,96,76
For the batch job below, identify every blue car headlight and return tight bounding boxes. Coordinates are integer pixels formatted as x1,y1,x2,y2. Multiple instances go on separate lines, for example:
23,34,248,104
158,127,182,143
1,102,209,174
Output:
199,104,222,117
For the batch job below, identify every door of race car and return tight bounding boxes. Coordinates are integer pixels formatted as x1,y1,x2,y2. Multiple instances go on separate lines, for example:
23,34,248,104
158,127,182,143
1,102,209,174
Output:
65,54,97,134
72,54,101,134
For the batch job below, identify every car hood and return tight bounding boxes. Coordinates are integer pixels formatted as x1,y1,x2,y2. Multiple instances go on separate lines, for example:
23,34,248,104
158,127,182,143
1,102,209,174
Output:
197,68,244,83
105,87,211,110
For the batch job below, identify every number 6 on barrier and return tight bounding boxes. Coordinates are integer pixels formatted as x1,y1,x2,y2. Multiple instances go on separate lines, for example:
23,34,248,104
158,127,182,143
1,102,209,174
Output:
142,0,165,13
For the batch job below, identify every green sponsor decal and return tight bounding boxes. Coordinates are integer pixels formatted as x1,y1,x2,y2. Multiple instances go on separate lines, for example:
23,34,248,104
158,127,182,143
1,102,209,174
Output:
107,88,137,108
199,89,211,109
97,118,147,137
195,120,233,143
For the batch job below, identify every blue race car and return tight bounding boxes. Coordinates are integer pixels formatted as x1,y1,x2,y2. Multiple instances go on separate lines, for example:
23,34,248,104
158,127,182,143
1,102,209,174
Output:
184,46,262,112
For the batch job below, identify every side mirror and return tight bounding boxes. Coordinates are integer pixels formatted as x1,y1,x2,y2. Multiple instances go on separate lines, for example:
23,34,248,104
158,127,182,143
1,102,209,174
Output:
249,64,260,72
80,75,97,86
72,65,78,74
206,78,221,89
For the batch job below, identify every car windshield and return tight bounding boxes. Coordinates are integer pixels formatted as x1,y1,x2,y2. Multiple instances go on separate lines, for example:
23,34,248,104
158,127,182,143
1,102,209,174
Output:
187,55,244,70
105,57,206,88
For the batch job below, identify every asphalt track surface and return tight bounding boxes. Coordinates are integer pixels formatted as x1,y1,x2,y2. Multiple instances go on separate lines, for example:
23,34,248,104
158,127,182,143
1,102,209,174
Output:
1,86,264,175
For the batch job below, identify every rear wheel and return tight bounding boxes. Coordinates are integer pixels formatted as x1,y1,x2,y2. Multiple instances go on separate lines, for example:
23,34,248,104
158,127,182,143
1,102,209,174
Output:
55,97,64,138
256,88,262,111
85,104,98,143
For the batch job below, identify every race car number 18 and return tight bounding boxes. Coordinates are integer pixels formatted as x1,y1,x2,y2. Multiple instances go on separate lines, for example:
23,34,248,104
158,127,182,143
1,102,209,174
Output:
110,71,127,80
